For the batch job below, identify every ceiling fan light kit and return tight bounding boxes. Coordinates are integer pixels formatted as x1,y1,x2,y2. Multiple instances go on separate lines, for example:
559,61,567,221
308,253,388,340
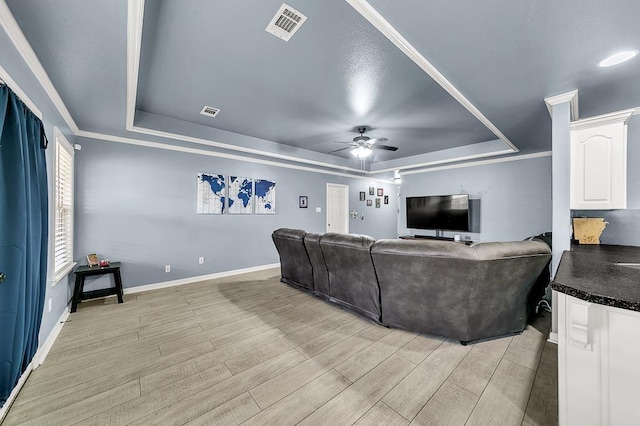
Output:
351,146,373,158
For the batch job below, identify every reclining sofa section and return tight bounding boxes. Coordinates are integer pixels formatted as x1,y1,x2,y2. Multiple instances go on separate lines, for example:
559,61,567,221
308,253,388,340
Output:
271,228,313,291
271,228,551,343
371,239,551,343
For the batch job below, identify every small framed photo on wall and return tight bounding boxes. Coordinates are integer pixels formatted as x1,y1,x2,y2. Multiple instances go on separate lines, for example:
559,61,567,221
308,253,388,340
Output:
299,196,308,208
375,198,381,208
384,195,389,205
377,188,384,196
359,191,366,201
369,186,375,195
367,199,373,207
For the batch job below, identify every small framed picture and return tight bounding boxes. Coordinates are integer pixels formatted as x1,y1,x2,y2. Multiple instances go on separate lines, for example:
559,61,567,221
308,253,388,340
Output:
369,186,375,195
375,198,381,208
366,199,373,207
299,196,308,208
377,188,384,196
359,191,366,201
384,195,389,205
86,253,99,267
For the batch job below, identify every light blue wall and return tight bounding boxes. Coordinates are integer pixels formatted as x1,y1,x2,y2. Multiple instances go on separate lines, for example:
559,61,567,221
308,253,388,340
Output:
398,155,552,242
0,30,76,345
74,137,398,290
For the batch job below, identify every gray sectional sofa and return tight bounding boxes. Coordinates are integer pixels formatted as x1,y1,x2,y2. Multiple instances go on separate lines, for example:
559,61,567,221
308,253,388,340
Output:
271,228,551,343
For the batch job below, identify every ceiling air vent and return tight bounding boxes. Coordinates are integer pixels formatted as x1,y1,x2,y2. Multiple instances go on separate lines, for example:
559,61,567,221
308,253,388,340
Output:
200,106,220,118
265,3,307,41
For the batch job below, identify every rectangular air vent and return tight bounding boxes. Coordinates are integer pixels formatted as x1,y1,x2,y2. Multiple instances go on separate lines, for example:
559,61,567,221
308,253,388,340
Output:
200,105,220,118
265,3,307,41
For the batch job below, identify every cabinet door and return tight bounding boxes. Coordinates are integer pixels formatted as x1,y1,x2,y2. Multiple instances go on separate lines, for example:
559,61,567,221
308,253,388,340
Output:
602,308,640,425
570,122,626,209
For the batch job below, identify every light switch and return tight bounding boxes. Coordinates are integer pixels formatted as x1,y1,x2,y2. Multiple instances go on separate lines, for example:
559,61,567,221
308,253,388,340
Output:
316,207,321,213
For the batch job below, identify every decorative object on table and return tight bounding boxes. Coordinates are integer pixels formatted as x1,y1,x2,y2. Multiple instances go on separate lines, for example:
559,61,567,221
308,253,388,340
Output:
99,259,110,267
384,195,389,205
228,176,253,214
350,209,358,219
573,217,608,244
197,173,226,214
375,198,381,208
367,199,372,207
299,195,308,208
377,188,384,196
86,253,99,267
254,179,276,214
359,191,366,201
369,186,374,195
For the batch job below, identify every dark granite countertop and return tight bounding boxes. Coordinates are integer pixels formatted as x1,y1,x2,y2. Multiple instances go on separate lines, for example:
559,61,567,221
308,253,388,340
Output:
552,244,640,312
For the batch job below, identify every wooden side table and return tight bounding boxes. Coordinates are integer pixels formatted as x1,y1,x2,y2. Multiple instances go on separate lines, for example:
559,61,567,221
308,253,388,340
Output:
71,262,124,312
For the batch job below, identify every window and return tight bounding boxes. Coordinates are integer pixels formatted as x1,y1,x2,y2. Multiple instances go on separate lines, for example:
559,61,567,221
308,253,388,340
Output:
53,129,74,282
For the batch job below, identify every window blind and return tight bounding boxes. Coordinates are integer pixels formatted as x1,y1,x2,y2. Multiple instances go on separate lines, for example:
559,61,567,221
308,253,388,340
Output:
54,136,74,279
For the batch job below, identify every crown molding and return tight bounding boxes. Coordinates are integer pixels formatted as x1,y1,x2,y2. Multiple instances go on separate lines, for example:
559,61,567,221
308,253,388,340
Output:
129,123,367,174
371,148,514,174
345,0,519,153
570,108,636,130
76,130,394,182
0,0,79,133
545,90,579,121
401,151,552,176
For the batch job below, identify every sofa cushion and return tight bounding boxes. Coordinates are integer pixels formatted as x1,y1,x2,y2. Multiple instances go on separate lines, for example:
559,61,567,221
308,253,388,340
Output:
303,233,330,299
271,228,313,291
320,233,381,322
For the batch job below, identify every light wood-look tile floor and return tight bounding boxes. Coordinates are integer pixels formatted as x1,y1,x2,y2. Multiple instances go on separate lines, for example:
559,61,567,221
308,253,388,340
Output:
4,268,557,425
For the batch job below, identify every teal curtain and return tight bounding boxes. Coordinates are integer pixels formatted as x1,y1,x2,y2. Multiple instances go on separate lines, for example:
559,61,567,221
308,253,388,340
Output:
0,85,48,405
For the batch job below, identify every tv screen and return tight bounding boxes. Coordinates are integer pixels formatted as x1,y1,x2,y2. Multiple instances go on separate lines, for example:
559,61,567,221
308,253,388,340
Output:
406,194,470,232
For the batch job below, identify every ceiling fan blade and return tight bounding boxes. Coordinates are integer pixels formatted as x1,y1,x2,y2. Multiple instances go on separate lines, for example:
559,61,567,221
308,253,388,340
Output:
373,144,398,151
368,137,388,144
333,141,352,144
328,146,352,154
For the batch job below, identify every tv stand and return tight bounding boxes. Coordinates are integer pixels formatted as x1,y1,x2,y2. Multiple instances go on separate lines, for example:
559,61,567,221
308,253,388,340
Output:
400,235,473,245
412,235,454,241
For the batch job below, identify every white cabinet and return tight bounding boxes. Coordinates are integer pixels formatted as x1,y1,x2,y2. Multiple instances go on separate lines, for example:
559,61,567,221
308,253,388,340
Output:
570,110,634,210
557,292,640,425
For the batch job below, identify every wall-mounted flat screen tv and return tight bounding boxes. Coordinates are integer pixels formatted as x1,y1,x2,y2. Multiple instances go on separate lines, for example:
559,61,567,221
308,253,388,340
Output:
406,194,470,232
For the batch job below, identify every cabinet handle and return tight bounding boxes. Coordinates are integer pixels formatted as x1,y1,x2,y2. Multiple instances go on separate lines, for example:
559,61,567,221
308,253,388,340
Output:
0,272,5,283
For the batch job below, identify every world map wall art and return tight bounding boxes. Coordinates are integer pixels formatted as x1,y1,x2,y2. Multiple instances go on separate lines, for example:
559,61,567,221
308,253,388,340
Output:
197,173,276,215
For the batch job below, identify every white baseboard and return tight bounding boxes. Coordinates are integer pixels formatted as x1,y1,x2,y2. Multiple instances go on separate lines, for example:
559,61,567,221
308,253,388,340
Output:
547,331,559,344
0,305,72,419
34,307,71,368
0,361,32,422
123,263,281,295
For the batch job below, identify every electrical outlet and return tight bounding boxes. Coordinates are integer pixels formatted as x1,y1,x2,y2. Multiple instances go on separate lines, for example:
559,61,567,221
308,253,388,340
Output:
165,265,171,273
48,298,52,312
198,257,205,264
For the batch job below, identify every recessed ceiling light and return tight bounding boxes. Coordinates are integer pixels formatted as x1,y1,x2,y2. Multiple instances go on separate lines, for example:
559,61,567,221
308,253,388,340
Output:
598,50,639,68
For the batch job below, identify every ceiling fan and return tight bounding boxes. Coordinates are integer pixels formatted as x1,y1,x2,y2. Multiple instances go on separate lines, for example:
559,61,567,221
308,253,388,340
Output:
330,127,398,158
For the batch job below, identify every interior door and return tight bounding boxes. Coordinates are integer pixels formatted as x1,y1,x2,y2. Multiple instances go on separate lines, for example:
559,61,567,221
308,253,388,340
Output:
326,183,349,234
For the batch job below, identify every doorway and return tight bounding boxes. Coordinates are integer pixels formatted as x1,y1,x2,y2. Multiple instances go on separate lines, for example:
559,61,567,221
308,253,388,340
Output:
326,183,349,234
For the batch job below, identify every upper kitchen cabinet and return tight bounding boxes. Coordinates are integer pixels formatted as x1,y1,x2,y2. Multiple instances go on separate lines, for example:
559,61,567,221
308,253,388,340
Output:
570,109,635,210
